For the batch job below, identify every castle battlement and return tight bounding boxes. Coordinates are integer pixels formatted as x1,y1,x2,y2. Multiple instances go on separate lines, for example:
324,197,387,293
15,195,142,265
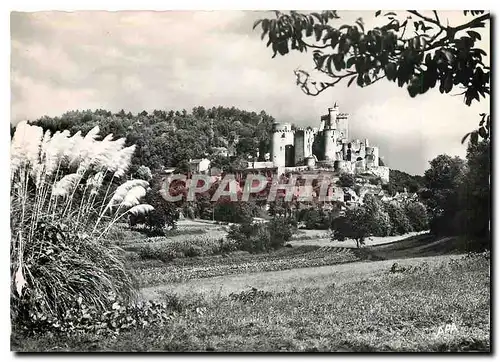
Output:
267,104,389,184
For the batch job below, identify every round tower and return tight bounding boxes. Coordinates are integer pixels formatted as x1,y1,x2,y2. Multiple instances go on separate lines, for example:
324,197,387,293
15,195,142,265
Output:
271,122,294,168
324,129,337,161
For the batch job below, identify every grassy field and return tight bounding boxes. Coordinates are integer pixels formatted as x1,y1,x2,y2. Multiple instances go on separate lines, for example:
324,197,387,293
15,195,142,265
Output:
133,245,359,287
13,252,490,352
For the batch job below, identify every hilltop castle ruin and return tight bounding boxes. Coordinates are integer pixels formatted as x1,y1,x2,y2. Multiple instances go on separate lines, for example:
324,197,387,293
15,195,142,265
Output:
262,104,389,183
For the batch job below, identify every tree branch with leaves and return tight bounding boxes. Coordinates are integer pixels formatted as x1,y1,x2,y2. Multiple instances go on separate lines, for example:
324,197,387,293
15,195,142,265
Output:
254,10,489,104
254,10,490,143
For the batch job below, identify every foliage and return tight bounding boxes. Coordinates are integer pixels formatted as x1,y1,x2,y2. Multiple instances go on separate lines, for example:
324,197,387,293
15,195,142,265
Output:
299,207,332,230
254,11,490,106
420,144,490,247
17,293,170,337
134,165,152,181
10,122,150,330
332,194,394,247
403,201,429,232
129,176,180,235
337,173,355,187
363,194,392,237
213,201,259,223
459,140,490,241
26,106,276,173
421,154,466,236
384,201,413,235
268,216,297,248
462,113,490,145
131,236,234,262
227,217,296,253
383,169,424,196
332,207,373,247
11,220,137,331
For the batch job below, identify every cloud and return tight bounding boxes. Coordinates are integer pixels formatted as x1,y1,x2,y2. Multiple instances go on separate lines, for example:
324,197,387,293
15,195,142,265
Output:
10,10,490,174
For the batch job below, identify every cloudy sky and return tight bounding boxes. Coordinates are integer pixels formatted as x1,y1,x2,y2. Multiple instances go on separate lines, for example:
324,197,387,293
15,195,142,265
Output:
11,10,490,175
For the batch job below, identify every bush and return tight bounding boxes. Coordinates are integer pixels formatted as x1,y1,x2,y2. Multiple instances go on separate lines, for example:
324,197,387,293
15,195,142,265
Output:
300,208,330,230
18,294,171,336
213,201,258,223
338,173,355,187
268,216,296,249
10,123,151,332
12,220,137,330
227,217,296,253
133,236,232,262
129,185,180,235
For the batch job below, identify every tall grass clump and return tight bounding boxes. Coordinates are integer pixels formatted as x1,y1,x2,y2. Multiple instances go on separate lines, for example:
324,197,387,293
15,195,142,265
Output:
10,121,154,330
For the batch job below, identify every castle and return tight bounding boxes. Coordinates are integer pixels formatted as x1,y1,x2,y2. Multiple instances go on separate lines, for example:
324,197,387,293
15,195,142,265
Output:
265,104,390,184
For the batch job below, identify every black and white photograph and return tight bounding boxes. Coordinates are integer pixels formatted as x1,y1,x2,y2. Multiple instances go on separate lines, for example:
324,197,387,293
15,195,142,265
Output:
9,8,491,352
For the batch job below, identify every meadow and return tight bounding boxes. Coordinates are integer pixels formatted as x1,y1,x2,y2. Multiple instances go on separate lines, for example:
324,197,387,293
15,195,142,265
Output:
13,252,490,352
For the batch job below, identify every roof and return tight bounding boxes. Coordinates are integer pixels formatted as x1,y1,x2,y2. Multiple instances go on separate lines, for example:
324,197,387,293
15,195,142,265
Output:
189,158,210,164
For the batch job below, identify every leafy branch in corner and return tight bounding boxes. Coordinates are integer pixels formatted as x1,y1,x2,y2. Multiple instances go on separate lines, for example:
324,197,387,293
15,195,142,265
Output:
254,10,490,107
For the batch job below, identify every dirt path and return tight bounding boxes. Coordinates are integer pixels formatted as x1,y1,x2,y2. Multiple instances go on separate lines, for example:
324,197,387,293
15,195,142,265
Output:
290,231,428,248
140,254,460,301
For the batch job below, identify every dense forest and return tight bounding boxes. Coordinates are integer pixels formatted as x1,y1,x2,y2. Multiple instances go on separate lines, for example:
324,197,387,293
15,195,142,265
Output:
19,107,276,174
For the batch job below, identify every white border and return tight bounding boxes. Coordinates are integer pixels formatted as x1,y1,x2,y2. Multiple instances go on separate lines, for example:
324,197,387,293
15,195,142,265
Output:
2,0,496,360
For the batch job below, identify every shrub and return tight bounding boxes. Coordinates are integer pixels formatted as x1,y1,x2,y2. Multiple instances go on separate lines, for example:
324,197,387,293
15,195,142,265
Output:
227,217,296,253
133,236,230,262
338,173,355,187
10,123,151,331
213,201,258,223
19,293,171,336
12,220,137,329
128,183,180,236
268,216,296,249
300,208,330,230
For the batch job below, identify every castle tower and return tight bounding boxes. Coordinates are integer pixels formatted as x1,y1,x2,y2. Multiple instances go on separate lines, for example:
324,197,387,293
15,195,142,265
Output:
294,128,316,165
322,104,340,161
328,103,339,129
271,122,294,168
335,110,349,141
365,146,379,168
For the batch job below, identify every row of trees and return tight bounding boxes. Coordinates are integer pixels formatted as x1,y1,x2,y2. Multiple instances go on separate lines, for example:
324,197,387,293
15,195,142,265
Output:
332,194,428,247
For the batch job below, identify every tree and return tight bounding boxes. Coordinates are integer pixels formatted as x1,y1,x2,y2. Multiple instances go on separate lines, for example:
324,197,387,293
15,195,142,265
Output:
385,201,413,235
421,154,466,235
26,106,276,173
332,206,373,248
383,169,424,196
254,11,490,141
363,194,392,236
459,139,490,241
404,200,429,232
254,10,490,106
